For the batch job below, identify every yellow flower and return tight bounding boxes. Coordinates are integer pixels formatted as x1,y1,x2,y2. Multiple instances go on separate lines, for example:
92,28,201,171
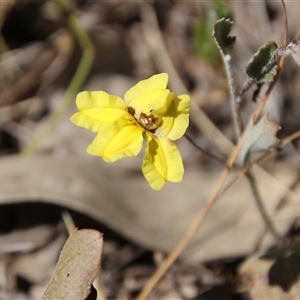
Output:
71,73,190,190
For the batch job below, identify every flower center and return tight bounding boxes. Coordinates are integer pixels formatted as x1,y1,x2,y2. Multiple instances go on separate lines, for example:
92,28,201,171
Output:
128,106,160,131
138,112,158,130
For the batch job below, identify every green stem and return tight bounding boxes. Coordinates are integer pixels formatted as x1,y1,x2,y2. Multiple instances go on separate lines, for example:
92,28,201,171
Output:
22,0,95,155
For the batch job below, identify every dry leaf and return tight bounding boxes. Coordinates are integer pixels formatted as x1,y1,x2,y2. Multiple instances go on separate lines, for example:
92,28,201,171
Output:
0,155,300,262
239,245,300,300
42,228,103,300
286,40,300,67
0,155,298,263
239,114,281,164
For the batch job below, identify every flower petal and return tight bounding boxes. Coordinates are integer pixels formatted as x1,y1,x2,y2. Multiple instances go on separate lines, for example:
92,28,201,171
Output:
124,74,170,115
154,93,190,140
130,90,171,117
87,117,144,162
71,91,128,132
124,73,168,105
142,134,184,190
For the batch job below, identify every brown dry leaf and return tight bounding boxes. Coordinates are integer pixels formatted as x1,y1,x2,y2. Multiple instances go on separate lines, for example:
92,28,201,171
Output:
239,245,300,300
42,228,103,300
0,225,57,255
239,114,281,164
0,154,299,264
9,232,66,285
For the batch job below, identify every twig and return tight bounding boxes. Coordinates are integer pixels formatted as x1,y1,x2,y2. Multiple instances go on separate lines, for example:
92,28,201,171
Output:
252,53,287,125
237,41,288,110
184,132,224,163
227,0,289,244
238,0,290,243
238,0,288,116
280,130,300,147
281,0,288,47
138,2,293,298
140,2,233,157
253,167,299,251
246,170,284,242
0,97,39,128
136,126,246,300
0,49,57,107
245,0,289,241
0,34,24,80
61,211,76,235
237,78,256,103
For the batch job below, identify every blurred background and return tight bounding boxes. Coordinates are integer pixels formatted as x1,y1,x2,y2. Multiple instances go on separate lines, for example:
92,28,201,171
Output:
0,0,300,299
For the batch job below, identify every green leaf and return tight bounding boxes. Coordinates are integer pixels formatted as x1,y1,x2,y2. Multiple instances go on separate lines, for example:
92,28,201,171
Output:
193,0,233,66
245,41,278,83
213,18,236,53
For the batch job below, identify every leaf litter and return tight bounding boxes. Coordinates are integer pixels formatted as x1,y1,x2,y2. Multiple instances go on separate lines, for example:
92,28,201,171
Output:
0,1,300,299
